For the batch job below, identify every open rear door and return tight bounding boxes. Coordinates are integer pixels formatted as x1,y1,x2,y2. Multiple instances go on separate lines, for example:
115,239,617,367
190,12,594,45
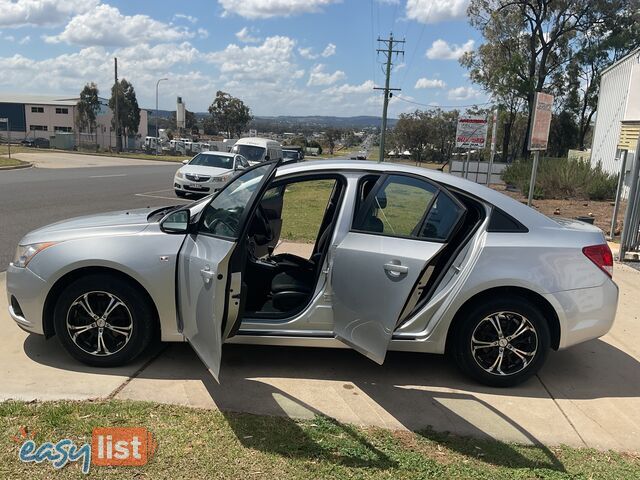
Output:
331,175,467,364
178,161,280,380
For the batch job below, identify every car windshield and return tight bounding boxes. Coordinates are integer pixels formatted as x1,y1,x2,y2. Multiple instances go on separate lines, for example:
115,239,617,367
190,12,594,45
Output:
232,145,266,162
199,163,273,238
283,150,298,160
188,153,233,169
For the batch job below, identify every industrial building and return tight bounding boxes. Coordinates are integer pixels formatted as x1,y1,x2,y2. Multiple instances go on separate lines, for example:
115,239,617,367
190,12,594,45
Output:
590,48,640,194
0,94,148,150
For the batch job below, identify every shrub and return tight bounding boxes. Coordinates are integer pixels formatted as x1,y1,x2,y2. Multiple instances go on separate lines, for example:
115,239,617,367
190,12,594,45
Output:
501,157,617,200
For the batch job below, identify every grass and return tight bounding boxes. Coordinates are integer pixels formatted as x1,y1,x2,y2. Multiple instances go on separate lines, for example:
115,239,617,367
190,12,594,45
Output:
0,400,638,479
280,179,335,242
0,156,27,168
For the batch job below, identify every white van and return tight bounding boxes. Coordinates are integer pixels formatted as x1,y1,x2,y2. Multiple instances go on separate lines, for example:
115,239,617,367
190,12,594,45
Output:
231,137,282,164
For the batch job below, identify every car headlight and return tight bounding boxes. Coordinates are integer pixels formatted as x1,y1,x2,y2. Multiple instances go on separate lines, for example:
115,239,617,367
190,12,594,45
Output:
12,242,57,268
175,171,184,179
215,174,230,182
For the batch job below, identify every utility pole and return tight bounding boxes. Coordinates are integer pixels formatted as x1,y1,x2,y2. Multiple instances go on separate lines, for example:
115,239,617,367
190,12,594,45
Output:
114,57,120,153
374,33,404,163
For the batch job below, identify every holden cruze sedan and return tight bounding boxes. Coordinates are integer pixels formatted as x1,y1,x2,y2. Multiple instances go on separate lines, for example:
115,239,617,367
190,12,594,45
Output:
7,160,618,387
173,151,250,198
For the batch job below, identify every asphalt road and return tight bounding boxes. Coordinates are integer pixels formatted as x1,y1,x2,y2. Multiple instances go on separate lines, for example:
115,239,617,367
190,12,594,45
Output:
0,163,188,269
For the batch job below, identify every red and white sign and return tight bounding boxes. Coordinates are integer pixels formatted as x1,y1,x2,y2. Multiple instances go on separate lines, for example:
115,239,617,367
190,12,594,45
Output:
455,116,488,149
528,92,554,151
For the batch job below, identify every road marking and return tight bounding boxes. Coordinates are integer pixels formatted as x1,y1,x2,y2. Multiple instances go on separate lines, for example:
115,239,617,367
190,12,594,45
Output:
135,188,191,202
89,173,128,178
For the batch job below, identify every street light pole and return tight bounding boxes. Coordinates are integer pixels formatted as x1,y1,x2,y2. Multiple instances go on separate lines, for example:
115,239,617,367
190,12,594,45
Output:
155,78,168,155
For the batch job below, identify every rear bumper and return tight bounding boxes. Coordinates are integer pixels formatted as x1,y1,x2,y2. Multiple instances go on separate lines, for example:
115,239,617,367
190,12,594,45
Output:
6,263,48,335
547,279,619,349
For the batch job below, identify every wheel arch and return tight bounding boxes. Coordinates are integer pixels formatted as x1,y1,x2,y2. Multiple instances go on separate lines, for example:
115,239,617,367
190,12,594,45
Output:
445,286,561,353
42,266,161,339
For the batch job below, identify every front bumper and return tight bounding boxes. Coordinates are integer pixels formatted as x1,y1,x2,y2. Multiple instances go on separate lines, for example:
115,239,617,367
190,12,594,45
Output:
547,278,619,349
6,263,48,335
173,177,227,194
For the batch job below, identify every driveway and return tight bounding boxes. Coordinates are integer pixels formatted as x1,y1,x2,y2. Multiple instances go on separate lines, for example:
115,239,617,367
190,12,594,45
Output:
1,263,639,451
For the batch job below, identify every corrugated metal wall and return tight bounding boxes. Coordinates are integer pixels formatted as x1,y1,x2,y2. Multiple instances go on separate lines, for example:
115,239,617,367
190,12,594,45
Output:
590,50,640,174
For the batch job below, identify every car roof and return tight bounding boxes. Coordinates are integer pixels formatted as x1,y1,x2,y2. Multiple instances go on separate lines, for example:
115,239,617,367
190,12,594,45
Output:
276,160,557,228
236,137,280,147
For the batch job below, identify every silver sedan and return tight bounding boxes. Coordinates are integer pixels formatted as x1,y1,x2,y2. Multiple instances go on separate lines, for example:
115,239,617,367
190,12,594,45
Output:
6,160,618,387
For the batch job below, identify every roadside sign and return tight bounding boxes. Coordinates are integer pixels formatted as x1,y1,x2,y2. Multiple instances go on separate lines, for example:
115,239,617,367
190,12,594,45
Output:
455,116,488,149
528,92,553,151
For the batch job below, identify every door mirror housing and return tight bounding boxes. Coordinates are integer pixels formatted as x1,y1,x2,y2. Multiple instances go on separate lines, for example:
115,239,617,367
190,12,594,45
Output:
264,155,270,162
182,159,189,165
234,163,245,171
160,209,191,234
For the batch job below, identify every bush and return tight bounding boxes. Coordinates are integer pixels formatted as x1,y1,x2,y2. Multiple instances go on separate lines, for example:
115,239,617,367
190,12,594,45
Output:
502,157,617,200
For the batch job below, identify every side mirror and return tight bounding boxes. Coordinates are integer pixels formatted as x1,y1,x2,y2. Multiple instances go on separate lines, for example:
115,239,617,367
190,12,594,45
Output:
235,163,245,171
160,209,190,234
182,159,189,165
264,155,270,161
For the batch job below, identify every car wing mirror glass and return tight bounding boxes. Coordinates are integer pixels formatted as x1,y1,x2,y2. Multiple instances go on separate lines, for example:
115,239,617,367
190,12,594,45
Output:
160,209,190,234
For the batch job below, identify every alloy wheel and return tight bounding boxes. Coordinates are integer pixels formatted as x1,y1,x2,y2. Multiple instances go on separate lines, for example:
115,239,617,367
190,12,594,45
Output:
470,311,538,376
65,291,134,356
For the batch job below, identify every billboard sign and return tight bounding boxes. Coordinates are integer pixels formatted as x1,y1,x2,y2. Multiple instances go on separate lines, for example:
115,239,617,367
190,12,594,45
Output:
456,116,488,149
528,92,554,151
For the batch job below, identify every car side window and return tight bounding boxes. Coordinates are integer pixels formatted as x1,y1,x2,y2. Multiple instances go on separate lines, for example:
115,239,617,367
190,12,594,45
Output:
353,175,464,242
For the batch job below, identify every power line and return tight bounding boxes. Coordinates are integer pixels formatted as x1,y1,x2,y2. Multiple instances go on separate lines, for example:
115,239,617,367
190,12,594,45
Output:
394,94,494,110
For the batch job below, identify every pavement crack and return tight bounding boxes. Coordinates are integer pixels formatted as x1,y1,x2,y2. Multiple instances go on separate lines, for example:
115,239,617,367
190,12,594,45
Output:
536,373,588,448
106,344,168,400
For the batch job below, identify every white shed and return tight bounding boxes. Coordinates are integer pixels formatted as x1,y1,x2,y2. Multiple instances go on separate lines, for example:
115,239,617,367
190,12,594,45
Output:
590,48,640,185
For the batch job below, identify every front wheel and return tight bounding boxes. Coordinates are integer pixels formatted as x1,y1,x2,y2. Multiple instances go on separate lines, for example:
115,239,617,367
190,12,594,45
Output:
175,190,187,198
451,297,550,387
53,274,155,367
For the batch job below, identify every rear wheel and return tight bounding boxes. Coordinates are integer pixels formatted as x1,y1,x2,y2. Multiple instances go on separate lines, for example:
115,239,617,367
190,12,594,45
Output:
451,297,550,387
53,274,155,367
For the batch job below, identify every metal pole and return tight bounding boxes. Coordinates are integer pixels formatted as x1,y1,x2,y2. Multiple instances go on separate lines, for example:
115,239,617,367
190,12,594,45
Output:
155,78,168,156
620,136,640,260
487,109,498,185
609,150,628,240
379,35,393,163
464,149,471,179
114,57,119,154
7,120,10,159
527,150,540,206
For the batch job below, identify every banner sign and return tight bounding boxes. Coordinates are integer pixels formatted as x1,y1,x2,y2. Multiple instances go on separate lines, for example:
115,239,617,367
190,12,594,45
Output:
528,92,554,151
455,116,488,148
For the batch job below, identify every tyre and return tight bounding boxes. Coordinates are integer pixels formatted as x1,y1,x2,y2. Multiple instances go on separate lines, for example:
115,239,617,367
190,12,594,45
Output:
451,296,550,387
175,190,187,198
53,274,155,367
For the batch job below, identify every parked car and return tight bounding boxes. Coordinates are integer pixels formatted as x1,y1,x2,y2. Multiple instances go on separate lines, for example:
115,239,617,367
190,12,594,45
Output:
7,160,618,387
173,151,249,198
282,149,302,162
21,137,50,148
231,137,282,165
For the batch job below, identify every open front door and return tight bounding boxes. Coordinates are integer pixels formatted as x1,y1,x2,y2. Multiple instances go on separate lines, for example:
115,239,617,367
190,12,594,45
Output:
331,174,467,364
178,161,279,380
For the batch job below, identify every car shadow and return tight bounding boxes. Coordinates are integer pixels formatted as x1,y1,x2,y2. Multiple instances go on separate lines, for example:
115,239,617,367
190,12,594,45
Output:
24,336,640,470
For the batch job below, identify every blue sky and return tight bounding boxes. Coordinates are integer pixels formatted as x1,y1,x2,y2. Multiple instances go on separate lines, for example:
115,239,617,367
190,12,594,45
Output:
0,0,488,116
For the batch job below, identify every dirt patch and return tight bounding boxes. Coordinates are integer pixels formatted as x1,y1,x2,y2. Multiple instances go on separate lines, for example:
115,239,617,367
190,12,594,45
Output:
491,184,624,236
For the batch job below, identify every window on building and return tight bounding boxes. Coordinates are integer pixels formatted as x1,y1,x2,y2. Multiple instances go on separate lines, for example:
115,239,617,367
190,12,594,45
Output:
55,107,69,114
30,125,48,131
31,107,44,113
54,126,72,133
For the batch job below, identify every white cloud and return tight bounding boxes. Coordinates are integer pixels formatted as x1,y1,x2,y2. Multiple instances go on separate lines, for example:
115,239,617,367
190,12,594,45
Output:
235,27,260,43
298,47,317,59
321,43,336,57
307,64,345,86
45,4,193,47
447,86,481,100
0,0,98,28
173,13,198,24
426,39,474,60
323,80,375,95
393,62,406,72
218,0,340,19
415,77,446,89
197,28,209,39
405,0,469,24
18,35,30,44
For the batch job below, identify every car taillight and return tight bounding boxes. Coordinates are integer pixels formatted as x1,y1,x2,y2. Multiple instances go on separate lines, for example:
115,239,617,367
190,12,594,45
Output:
582,244,613,278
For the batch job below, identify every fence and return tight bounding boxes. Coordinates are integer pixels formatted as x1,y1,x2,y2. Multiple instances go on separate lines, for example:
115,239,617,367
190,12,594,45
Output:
448,160,507,184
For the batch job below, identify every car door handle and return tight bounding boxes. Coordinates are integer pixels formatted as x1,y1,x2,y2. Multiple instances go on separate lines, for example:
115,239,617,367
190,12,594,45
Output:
200,267,216,283
384,263,409,274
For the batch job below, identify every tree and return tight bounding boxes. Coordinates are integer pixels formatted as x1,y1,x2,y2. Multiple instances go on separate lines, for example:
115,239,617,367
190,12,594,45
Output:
547,110,579,157
108,78,140,150
394,111,430,163
207,91,252,138
324,128,341,155
76,83,100,142
465,0,627,156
